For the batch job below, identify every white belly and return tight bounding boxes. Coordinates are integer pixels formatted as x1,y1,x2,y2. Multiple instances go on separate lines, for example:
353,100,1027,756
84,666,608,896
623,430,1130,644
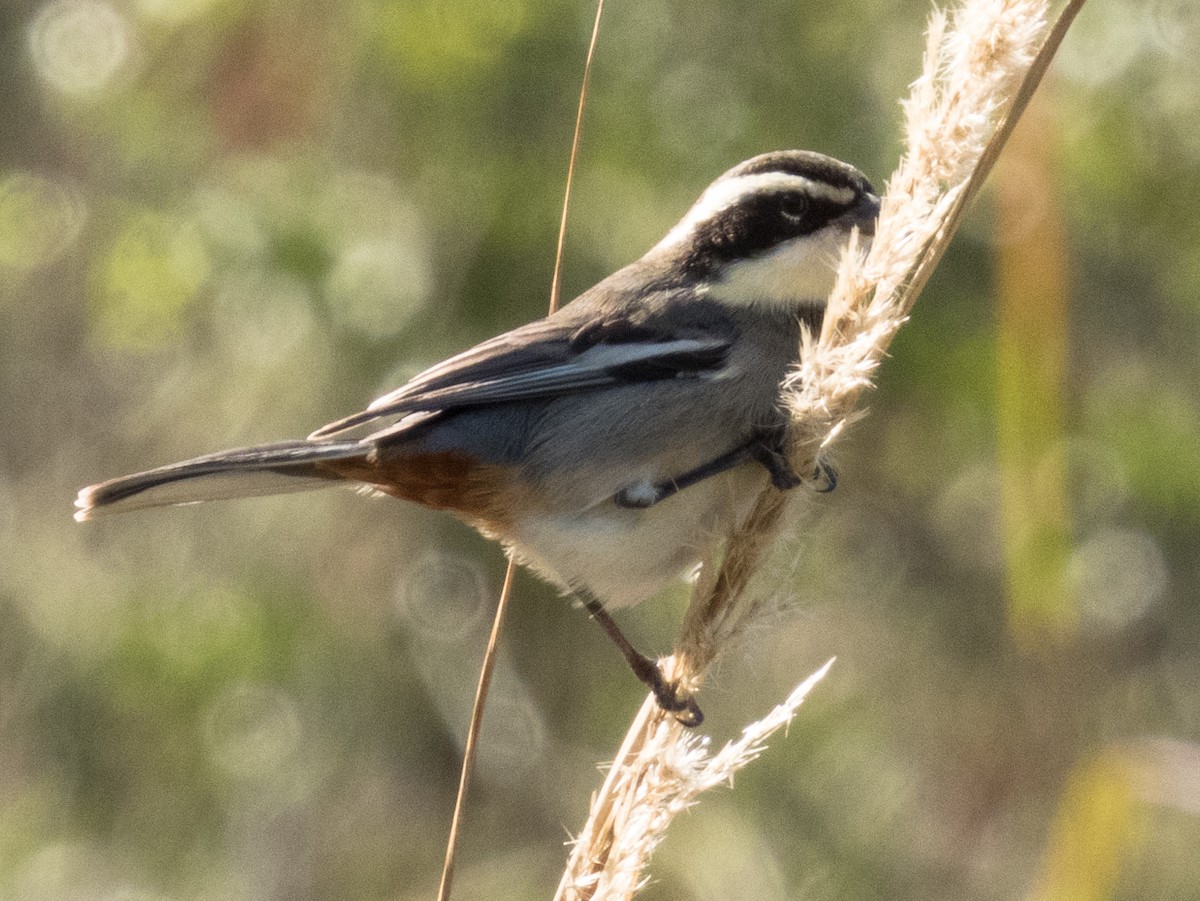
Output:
506,465,768,609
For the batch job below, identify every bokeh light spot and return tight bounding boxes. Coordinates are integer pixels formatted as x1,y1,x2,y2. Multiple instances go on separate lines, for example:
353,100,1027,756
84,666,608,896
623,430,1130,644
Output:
192,187,268,262
211,272,315,365
396,552,488,642
204,682,302,781
326,241,431,337
0,172,86,274
316,171,434,336
1069,527,1169,632
316,170,420,241
12,842,121,900
479,693,546,776
93,211,210,349
1059,437,1132,525
29,0,133,97
1149,0,1200,66
1054,1,1147,86
931,462,1002,572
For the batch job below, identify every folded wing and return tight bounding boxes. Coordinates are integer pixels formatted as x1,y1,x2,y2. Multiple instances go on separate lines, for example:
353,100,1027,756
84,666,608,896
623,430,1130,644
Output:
309,310,733,438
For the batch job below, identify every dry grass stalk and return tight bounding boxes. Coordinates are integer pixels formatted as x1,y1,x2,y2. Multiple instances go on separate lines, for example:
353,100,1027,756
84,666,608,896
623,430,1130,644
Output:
556,0,1085,897
555,661,834,900
786,0,1053,467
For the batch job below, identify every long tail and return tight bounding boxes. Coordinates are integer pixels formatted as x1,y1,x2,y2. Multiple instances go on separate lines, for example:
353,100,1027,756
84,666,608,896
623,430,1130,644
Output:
74,440,368,522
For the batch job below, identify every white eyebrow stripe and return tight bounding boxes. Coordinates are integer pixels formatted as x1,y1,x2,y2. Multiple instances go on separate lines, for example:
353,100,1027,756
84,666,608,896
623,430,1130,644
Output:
654,171,857,251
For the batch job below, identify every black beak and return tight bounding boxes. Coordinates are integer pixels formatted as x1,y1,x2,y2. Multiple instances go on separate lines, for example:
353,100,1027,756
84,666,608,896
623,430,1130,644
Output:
840,191,881,237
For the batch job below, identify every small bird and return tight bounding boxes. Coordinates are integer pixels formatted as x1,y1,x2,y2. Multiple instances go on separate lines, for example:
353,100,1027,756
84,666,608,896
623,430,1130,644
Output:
76,150,879,724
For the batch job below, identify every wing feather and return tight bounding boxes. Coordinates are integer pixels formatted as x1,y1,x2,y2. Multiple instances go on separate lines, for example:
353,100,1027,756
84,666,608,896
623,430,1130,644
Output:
309,307,732,438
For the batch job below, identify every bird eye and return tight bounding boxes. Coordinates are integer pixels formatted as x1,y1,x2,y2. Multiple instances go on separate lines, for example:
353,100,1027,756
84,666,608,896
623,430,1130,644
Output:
779,193,808,223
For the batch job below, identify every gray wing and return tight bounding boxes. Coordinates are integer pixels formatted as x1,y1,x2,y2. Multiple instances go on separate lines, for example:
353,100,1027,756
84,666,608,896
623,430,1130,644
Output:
309,301,734,439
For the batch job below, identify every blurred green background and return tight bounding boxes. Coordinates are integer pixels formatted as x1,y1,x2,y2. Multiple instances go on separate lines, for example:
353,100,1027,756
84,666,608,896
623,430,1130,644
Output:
2,0,1199,898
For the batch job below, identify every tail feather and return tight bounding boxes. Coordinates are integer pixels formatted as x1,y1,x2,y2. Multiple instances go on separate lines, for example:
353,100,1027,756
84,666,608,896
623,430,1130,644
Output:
75,440,367,521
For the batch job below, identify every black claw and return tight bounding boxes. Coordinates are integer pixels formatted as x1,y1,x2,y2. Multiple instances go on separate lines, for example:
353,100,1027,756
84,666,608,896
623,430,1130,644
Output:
634,651,705,726
650,676,705,727
628,649,706,726
811,459,838,493
676,697,704,727
750,425,804,492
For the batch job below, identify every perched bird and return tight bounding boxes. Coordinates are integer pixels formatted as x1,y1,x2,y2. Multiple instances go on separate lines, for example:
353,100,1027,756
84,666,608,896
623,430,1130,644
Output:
76,150,879,723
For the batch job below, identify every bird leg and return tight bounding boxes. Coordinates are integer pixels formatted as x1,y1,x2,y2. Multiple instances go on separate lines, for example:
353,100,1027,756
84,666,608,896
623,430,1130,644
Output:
613,423,836,510
614,442,756,509
750,422,839,493
580,593,703,727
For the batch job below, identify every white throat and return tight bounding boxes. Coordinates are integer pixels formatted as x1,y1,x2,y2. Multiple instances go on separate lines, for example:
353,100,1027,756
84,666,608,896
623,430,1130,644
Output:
704,226,853,309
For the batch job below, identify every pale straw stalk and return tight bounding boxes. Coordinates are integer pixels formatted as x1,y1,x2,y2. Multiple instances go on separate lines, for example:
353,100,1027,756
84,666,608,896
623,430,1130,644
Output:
556,0,1084,897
